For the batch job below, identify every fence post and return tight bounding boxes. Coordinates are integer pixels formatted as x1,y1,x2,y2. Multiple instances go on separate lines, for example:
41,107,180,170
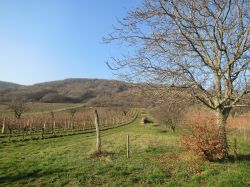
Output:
42,126,44,139
127,135,130,159
42,121,46,139
1,117,5,134
8,127,11,142
94,109,101,154
53,121,56,136
43,121,46,132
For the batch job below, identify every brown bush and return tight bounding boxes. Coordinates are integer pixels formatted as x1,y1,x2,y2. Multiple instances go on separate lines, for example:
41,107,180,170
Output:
180,122,225,161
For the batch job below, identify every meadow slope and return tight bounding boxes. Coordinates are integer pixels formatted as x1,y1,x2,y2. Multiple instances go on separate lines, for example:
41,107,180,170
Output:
0,111,249,187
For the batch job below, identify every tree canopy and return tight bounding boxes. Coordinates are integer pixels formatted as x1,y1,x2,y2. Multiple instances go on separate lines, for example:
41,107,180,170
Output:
105,0,250,111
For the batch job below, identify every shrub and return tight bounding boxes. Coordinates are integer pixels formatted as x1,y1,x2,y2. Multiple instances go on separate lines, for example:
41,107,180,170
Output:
180,122,225,161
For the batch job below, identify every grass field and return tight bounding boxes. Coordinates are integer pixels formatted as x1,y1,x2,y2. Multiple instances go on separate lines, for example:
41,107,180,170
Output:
0,111,250,187
0,103,85,116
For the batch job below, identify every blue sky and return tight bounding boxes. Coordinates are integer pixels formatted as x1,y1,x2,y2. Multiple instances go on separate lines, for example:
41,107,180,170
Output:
0,0,141,85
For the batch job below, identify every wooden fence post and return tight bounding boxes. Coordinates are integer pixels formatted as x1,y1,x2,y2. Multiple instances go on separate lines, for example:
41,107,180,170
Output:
27,120,30,135
42,127,45,139
53,121,56,136
94,109,101,154
8,127,11,142
43,121,46,132
1,118,5,134
42,121,46,139
127,135,130,159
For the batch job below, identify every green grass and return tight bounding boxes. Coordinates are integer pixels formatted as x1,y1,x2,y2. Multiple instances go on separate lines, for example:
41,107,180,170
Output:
0,113,250,187
0,103,85,116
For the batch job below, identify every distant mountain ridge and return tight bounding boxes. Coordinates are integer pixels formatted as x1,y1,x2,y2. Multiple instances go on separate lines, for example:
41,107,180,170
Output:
0,78,145,106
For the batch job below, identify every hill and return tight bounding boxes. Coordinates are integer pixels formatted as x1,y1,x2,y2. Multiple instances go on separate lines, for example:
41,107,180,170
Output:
0,81,23,91
0,79,147,107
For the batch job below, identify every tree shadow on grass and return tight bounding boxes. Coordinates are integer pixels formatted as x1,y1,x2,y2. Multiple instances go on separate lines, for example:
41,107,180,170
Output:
157,129,169,134
219,154,250,163
233,154,250,161
0,168,66,185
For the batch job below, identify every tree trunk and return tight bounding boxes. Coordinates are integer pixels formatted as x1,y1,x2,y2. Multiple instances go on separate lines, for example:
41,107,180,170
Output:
94,109,101,154
216,108,230,159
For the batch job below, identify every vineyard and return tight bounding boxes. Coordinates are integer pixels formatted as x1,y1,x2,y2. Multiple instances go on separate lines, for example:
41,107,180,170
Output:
0,107,138,143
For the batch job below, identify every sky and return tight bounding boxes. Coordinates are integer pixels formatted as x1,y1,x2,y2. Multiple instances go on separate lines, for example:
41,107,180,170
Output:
0,0,141,85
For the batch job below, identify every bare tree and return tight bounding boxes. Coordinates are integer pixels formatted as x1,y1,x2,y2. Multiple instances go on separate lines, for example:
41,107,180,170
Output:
150,96,190,132
8,100,28,119
105,0,250,158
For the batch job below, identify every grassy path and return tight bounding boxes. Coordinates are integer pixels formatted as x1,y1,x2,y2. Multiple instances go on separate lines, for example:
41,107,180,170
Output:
0,112,250,186
24,103,86,115
0,103,86,117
